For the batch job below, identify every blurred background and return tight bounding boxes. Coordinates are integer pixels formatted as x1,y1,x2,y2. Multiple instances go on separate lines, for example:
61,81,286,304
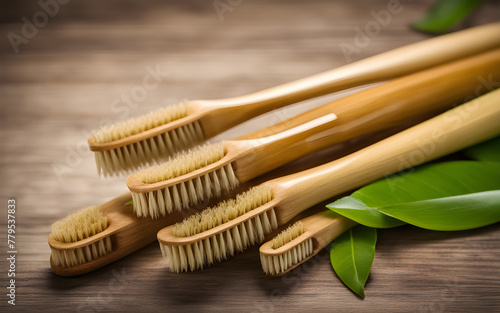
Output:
0,1,499,312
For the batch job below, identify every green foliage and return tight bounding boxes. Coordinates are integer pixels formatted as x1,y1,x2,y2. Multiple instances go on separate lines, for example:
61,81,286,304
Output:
379,190,500,231
464,136,500,163
328,161,500,228
330,226,377,298
413,0,483,33
327,161,500,296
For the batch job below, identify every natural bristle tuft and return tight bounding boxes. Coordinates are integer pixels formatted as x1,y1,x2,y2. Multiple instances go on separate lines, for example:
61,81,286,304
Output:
139,143,225,184
261,238,314,276
131,143,240,218
92,101,206,176
272,221,305,249
94,102,189,143
51,206,108,242
159,184,278,272
172,184,274,237
50,206,112,267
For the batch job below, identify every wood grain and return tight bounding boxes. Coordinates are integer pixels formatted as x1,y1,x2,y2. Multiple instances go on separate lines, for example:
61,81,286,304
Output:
1,0,499,312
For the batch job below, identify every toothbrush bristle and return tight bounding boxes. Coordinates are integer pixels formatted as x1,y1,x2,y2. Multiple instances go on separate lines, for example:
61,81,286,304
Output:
172,184,273,237
50,206,112,267
159,184,277,272
139,143,225,183
261,238,314,276
131,143,240,218
260,221,312,275
94,102,189,144
92,101,206,176
272,221,305,249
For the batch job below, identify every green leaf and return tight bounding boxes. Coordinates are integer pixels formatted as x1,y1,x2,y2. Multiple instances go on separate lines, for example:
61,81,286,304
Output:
125,200,133,206
379,190,500,231
327,161,500,228
327,196,404,228
464,136,500,163
330,225,377,298
412,0,483,33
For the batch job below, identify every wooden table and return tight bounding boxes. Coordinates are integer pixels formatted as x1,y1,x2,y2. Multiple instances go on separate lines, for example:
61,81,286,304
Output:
1,0,499,312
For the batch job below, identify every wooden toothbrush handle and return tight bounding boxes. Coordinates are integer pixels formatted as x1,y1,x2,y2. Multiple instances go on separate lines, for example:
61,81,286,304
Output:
198,22,500,137
259,210,356,258
302,210,357,250
230,49,500,182
273,88,500,223
49,193,185,276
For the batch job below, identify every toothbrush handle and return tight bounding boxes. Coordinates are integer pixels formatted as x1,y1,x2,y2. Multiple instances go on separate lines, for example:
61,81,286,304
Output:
229,49,500,182
199,23,500,137
302,210,357,250
274,88,500,223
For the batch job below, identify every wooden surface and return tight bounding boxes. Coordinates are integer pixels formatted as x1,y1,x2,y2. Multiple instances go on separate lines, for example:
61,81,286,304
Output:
1,0,499,312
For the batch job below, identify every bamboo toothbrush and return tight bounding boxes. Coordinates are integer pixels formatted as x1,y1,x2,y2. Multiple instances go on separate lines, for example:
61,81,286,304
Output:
260,211,355,276
127,49,500,218
89,22,500,176
157,88,500,272
48,193,184,276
